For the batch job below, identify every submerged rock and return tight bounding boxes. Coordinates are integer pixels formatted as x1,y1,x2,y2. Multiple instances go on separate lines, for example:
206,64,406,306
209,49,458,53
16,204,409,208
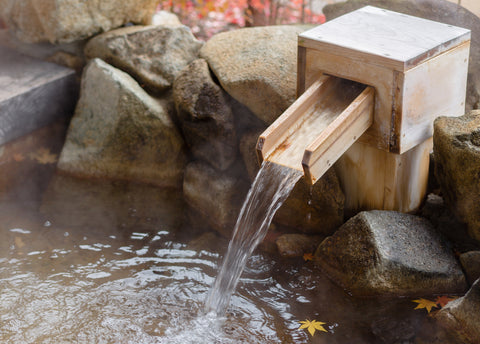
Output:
460,251,480,285
314,210,467,297
200,25,312,124
183,161,249,238
85,25,203,93
41,173,184,231
434,111,480,242
274,172,344,235
435,278,480,344
0,0,158,43
323,0,480,111
57,58,186,188
173,59,237,171
275,233,323,258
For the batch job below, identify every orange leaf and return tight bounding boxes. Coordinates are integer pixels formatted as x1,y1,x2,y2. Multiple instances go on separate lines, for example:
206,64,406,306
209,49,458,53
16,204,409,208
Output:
303,252,314,261
435,295,457,308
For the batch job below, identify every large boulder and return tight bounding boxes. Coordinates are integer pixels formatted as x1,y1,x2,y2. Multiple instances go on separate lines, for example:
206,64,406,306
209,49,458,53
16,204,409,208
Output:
183,161,249,238
434,111,480,242
57,58,186,188
0,0,158,44
323,0,480,110
173,59,237,171
435,278,480,344
314,210,467,296
200,25,312,124
85,25,203,93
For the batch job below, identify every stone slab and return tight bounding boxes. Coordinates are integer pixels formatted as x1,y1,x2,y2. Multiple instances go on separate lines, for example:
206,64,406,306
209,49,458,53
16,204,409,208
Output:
0,46,77,145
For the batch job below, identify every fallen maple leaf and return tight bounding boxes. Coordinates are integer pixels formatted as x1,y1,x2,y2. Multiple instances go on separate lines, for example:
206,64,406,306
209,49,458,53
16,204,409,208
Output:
303,252,314,261
413,298,438,313
299,319,327,336
435,295,457,308
30,148,57,164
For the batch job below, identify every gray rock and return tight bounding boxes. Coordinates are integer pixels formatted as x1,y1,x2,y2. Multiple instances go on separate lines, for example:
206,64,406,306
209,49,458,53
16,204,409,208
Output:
0,0,158,43
0,46,77,146
85,25,203,93
323,0,480,111
434,111,480,242
57,58,186,188
0,29,86,62
276,233,323,257
460,251,480,285
183,161,249,238
314,210,467,296
173,59,237,171
200,25,313,124
274,172,345,235
436,278,480,344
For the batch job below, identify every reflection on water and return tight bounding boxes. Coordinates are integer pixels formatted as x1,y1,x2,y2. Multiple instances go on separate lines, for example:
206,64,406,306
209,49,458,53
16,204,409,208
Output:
0,160,445,343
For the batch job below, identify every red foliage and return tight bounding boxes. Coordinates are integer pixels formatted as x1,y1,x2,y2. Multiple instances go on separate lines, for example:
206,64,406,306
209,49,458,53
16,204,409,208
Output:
157,0,325,40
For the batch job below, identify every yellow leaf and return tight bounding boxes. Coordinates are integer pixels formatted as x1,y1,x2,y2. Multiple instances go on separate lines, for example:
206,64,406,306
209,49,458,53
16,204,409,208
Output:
30,148,57,164
299,319,327,336
413,298,438,313
303,252,314,261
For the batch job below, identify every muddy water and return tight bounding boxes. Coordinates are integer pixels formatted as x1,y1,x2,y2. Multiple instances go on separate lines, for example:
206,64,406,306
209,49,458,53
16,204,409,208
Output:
0,156,445,343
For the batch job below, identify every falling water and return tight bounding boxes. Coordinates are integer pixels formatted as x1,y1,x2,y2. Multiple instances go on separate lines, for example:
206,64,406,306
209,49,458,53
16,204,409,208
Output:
205,161,302,315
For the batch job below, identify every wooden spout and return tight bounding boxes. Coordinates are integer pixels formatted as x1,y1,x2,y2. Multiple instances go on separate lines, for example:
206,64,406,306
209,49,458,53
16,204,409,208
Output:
256,74,374,184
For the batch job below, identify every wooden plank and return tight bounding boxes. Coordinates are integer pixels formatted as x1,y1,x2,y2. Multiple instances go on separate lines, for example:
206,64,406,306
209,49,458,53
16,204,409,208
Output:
335,138,431,215
305,48,394,151
297,45,307,97
382,138,432,212
299,6,471,72
303,86,374,184
256,73,333,163
257,75,367,172
396,42,469,153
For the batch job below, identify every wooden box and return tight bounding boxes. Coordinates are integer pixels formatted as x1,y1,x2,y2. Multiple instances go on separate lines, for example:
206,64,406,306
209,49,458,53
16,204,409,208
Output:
297,6,470,154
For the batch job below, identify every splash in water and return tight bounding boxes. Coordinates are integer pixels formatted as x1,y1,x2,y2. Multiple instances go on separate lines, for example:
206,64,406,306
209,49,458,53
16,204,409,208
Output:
205,161,302,315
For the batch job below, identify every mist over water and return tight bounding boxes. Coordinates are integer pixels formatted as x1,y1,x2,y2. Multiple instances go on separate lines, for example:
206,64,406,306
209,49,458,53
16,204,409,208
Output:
205,161,302,315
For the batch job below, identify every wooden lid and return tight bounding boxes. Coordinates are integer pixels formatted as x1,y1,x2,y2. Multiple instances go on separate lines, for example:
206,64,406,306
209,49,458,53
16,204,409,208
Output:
299,6,471,71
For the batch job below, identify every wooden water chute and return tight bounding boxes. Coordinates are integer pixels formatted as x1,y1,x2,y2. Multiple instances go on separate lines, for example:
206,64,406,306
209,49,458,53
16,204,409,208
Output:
257,6,471,214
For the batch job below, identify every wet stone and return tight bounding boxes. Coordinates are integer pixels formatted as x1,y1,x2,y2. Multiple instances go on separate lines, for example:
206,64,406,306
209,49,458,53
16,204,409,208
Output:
57,58,186,188
0,46,77,146
173,59,237,171
460,251,480,285
200,25,313,124
435,278,480,344
434,111,480,242
85,25,203,93
275,233,323,258
0,0,158,43
314,210,467,297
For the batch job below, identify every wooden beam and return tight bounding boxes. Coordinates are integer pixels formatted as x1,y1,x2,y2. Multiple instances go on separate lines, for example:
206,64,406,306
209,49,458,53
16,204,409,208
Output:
303,86,374,184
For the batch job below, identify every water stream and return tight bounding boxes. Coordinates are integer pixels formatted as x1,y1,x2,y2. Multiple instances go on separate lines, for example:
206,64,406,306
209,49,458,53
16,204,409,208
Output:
205,161,302,315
